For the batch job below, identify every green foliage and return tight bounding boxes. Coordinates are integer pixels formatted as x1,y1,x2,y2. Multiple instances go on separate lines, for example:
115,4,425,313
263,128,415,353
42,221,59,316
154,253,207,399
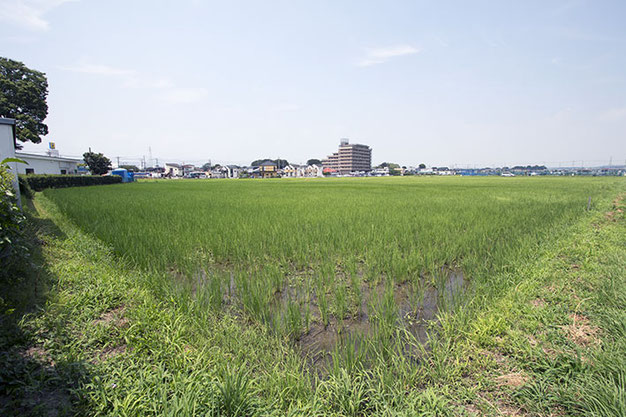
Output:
83,151,112,175
119,164,139,172
250,158,289,168
307,159,322,166
0,164,27,276
0,57,49,145
1,157,27,165
18,175,34,198
20,174,122,192
215,367,255,416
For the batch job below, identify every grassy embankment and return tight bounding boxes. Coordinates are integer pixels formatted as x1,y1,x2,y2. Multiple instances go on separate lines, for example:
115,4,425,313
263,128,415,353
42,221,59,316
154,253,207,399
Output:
0,176,624,415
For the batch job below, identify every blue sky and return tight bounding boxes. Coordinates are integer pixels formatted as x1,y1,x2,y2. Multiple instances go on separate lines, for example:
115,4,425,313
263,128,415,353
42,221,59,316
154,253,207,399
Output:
1,0,625,167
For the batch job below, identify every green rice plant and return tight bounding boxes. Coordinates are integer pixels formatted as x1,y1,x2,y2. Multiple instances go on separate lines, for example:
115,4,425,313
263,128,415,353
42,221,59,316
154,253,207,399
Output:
319,368,373,417
349,270,363,317
284,298,303,339
333,282,348,323
331,333,367,378
214,366,255,417
196,270,223,312
316,283,330,327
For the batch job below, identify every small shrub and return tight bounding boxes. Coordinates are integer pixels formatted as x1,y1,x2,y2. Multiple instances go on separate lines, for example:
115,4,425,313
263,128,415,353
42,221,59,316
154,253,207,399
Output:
0,165,28,276
19,174,122,192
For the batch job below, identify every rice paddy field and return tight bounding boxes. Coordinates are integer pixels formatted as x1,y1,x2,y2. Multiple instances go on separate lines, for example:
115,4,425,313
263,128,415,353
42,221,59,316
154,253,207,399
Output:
3,176,625,416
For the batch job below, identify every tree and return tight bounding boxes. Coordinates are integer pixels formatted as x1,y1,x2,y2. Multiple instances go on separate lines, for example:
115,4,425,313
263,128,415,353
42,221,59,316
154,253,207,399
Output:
307,158,321,166
83,151,112,175
119,165,139,172
0,57,49,147
201,162,212,171
250,159,290,168
418,163,426,169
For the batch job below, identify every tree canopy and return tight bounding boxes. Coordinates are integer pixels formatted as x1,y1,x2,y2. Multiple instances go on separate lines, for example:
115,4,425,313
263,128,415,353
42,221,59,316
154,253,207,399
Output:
251,159,289,169
0,57,49,147
307,159,321,166
119,165,139,172
83,151,112,175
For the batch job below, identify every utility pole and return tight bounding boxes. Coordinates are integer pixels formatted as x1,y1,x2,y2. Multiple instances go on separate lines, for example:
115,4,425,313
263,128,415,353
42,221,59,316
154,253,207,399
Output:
116,156,120,168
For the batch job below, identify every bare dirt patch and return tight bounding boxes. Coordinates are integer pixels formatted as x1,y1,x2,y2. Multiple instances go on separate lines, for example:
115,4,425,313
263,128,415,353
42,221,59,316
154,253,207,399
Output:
496,372,529,389
94,305,129,328
530,298,546,307
98,344,128,361
562,313,600,347
21,346,55,366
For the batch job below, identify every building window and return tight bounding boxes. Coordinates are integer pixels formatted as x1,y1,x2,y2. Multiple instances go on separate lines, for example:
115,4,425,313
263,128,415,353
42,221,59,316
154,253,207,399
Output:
61,169,67,175
25,168,35,175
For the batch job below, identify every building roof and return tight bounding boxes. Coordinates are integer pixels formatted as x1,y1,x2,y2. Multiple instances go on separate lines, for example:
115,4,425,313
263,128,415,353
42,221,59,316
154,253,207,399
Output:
165,163,181,168
15,151,82,163
260,160,276,166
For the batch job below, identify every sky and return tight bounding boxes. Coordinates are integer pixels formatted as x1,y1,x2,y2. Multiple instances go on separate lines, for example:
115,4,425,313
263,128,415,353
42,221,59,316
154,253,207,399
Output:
1,0,625,168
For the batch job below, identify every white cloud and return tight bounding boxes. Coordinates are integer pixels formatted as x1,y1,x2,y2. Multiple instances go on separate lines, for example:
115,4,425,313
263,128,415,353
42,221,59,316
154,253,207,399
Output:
357,45,420,67
59,60,208,104
0,0,76,31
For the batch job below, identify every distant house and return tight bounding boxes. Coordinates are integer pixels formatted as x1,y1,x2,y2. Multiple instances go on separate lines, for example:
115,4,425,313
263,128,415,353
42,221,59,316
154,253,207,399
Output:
182,164,195,177
210,166,227,178
371,167,390,176
305,164,323,177
226,165,240,178
282,164,297,177
164,163,182,177
259,160,278,178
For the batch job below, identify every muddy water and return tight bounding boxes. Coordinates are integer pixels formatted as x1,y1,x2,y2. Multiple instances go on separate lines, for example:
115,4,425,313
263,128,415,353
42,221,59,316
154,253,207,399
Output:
297,269,467,372
191,266,467,373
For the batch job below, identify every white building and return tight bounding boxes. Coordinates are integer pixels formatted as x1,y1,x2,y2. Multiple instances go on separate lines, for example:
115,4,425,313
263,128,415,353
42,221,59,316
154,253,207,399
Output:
164,163,182,177
225,165,240,178
14,152,81,175
305,164,323,177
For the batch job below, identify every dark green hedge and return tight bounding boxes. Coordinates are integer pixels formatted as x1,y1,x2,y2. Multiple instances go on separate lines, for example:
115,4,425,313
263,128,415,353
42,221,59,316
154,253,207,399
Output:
19,174,122,192
18,176,34,198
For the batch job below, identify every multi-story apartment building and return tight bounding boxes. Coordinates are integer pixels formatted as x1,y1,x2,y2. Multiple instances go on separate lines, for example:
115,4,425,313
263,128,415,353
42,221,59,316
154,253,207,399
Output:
322,152,339,171
323,139,372,174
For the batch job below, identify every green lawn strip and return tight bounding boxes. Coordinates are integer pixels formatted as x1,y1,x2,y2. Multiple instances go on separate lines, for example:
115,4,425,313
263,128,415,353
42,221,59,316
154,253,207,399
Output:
451,194,625,416
1,194,315,416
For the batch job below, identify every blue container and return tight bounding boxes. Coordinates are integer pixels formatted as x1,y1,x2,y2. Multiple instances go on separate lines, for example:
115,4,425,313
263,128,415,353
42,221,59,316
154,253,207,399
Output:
111,168,135,183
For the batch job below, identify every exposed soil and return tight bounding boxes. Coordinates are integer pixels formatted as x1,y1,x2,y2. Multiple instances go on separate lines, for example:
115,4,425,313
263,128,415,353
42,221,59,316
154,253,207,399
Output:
496,372,529,389
94,305,128,328
562,313,600,347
